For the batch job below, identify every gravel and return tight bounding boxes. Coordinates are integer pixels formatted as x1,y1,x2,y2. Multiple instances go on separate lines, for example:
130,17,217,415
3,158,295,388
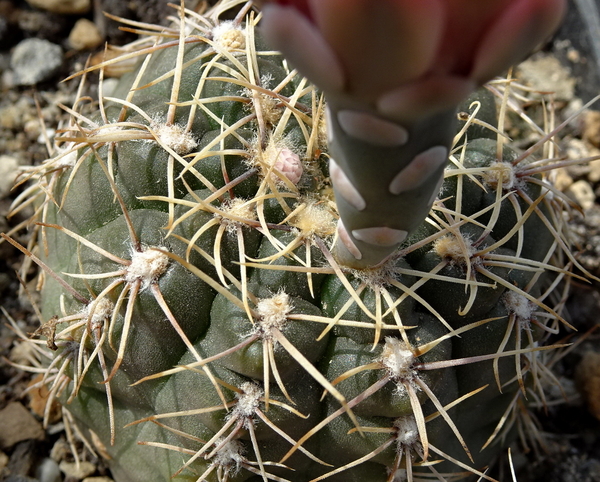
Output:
10,38,63,86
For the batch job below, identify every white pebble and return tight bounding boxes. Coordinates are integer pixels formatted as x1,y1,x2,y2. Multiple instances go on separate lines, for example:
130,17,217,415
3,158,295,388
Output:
37,457,62,482
0,155,20,199
11,38,63,85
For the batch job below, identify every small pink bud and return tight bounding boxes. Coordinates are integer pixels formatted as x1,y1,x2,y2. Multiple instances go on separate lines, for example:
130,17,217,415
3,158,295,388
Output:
273,148,303,185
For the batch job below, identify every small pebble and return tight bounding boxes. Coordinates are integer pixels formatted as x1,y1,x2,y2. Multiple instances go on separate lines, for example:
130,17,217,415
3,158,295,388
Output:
553,167,573,192
589,157,600,184
28,374,62,424
576,351,600,421
49,439,70,463
37,457,62,482
17,10,69,42
24,0,91,15
99,78,119,96
517,54,576,101
9,340,38,367
1,69,15,90
0,450,9,471
565,179,596,211
59,460,95,479
583,110,600,149
24,118,43,141
0,155,20,199
37,127,56,145
0,96,34,131
8,440,41,478
69,19,103,50
10,38,63,85
0,402,45,449
0,105,22,130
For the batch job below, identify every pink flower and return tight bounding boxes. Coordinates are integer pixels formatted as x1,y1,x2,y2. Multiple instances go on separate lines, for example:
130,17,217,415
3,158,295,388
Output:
260,0,566,121
258,0,567,268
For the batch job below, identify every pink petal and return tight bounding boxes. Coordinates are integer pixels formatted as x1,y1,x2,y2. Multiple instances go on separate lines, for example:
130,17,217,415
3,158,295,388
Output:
434,0,508,75
337,220,362,260
470,0,567,83
260,4,345,92
337,110,409,147
308,0,444,101
329,158,366,211
388,146,448,195
352,226,408,247
261,0,313,19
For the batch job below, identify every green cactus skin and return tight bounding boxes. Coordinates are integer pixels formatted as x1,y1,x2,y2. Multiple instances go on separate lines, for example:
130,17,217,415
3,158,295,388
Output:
11,2,583,482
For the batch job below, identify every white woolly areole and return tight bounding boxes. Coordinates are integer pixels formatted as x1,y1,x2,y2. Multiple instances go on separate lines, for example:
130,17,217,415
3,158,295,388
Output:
217,198,257,234
212,21,246,52
379,337,416,381
255,292,293,337
63,340,81,357
391,469,408,482
482,161,518,190
86,297,113,330
289,200,336,238
248,75,284,125
153,123,197,155
393,416,420,448
232,382,263,420
389,418,422,481
503,291,534,322
125,247,169,289
433,232,477,264
210,438,245,471
53,145,78,168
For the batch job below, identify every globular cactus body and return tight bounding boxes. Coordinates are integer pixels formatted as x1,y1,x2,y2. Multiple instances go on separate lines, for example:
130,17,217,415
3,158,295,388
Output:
13,2,581,482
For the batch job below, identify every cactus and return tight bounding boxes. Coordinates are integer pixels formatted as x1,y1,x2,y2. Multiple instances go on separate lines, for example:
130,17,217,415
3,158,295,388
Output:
5,1,587,481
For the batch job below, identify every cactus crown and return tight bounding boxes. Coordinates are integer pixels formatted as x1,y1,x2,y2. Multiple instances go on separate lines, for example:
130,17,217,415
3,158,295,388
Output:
4,1,591,482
